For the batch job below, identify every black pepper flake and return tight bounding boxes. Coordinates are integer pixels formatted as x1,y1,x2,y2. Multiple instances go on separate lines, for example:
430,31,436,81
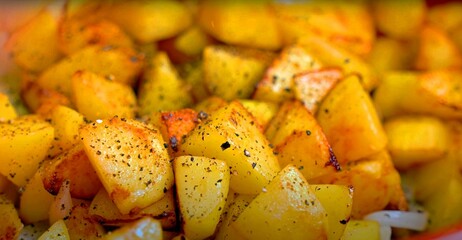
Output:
306,130,311,136
170,136,178,152
220,141,231,151
340,218,349,224
96,150,102,155
251,162,257,169
163,143,169,149
244,149,251,157
197,111,208,120
325,147,341,171
163,187,167,193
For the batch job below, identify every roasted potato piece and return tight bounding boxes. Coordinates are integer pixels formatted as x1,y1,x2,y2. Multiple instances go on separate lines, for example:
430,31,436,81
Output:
232,165,328,240
64,202,106,240
215,193,254,240
37,45,143,97
427,2,462,33
340,220,380,240
374,70,462,119
5,9,61,72
46,105,85,157
0,194,23,240
105,217,163,240
41,143,102,199
20,77,71,113
266,100,340,180
19,173,54,224
198,0,282,50
0,115,54,186
80,116,174,214
312,151,407,219
317,75,387,164
38,220,70,240
174,156,230,240
179,101,280,195
203,45,274,101
368,37,417,75
237,99,278,131
253,44,322,103
193,96,228,116
372,0,426,39
415,25,462,70
107,1,192,43
311,185,353,240
293,68,343,114
58,17,133,56
71,71,137,121
174,26,212,58
138,52,193,116
90,188,176,229
272,1,374,57
0,93,17,121
181,61,209,102
384,115,449,170
298,36,378,91
148,109,199,156
447,120,462,172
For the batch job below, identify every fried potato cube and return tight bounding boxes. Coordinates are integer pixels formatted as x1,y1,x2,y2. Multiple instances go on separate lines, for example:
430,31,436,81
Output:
266,100,340,180
138,52,193,116
38,220,70,240
384,115,449,170
313,151,407,219
80,116,174,214
253,44,322,103
5,9,61,72
427,2,462,33
0,115,54,186
415,25,462,71
311,185,353,240
71,71,137,121
89,188,177,229
215,193,254,240
108,1,192,43
41,143,102,199
179,101,280,195
0,194,23,240
105,217,163,240
341,220,380,240
203,45,274,101
317,75,387,164
174,156,230,240
19,173,54,224
198,0,282,50
37,46,143,97
148,109,199,156
372,0,426,40
232,165,328,240
237,99,278,131
294,68,343,114
367,37,417,75
193,96,228,115
64,203,106,240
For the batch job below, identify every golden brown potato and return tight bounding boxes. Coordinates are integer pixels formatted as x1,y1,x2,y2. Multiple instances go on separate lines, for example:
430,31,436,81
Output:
5,9,61,72
312,151,408,219
293,68,343,114
372,0,426,39
427,2,462,33
89,188,177,229
253,44,323,103
232,165,328,239
179,101,280,195
79,116,174,214
272,1,375,57
37,45,143,97
105,217,163,240
0,194,23,239
64,202,106,240
203,45,274,101
341,220,380,240
198,0,282,50
215,193,254,240
41,143,102,199
317,75,387,164
0,93,17,122
148,109,199,156
0,115,54,186
193,96,228,115
415,25,462,70
384,115,449,170
237,99,278,131
71,70,137,121
107,1,192,43
174,156,230,240
367,37,418,75
20,75,71,113
19,172,54,224
138,52,193,116
266,100,340,180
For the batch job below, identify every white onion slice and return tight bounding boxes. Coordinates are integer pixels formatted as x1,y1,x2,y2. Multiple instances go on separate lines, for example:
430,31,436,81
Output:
380,225,392,240
364,210,428,231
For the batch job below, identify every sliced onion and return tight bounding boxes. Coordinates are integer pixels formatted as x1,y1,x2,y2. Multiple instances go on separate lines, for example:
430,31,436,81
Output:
380,225,392,240
364,210,428,231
